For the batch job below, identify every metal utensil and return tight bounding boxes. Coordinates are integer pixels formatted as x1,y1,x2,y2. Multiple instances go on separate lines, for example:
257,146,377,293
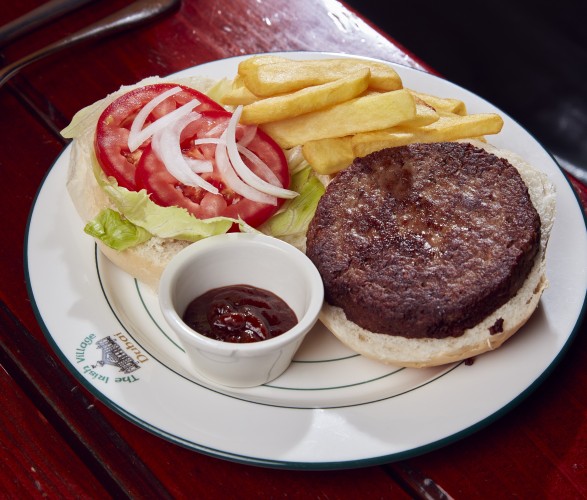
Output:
0,0,181,89
0,0,97,47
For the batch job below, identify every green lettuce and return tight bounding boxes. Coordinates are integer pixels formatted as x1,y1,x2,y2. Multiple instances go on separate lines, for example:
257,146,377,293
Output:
67,80,327,252
86,160,235,249
84,140,325,250
259,163,326,237
85,208,152,251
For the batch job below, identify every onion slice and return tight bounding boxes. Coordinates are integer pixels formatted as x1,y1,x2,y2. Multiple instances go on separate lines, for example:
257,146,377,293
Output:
128,92,296,205
215,134,277,205
226,106,298,199
238,124,257,147
152,112,219,194
204,121,228,139
185,157,214,173
194,137,280,186
128,86,181,151
128,88,200,152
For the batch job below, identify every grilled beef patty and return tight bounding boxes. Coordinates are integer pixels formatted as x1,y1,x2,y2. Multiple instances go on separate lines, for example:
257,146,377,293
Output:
306,142,541,339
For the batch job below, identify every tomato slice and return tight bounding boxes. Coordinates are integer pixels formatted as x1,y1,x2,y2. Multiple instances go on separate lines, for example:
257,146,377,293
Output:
134,110,290,227
95,84,224,190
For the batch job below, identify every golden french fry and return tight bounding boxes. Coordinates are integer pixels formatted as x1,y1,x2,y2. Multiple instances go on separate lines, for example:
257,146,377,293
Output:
351,112,504,157
399,96,439,127
220,75,260,106
302,136,355,175
237,55,291,79
352,131,416,157
240,69,370,125
240,58,402,97
232,56,505,177
261,89,416,149
425,112,503,139
301,97,438,175
204,78,234,104
408,90,467,115
333,94,437,135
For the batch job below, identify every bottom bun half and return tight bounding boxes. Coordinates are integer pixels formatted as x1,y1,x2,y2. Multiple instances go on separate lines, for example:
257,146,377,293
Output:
66,76,215,289
319,140,557,368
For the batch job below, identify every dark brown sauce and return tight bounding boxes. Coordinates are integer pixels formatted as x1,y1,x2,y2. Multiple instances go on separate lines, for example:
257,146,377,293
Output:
182,285,298,343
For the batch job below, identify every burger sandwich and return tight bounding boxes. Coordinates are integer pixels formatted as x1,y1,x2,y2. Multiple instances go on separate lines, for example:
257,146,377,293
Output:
305,140,556,367
63,66,556,368
63,75,324,289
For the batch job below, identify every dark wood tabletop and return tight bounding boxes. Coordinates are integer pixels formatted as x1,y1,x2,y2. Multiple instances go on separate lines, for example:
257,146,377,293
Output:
1,1,586,497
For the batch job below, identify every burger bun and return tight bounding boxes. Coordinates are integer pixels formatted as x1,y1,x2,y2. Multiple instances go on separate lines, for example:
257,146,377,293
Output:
319,140,556,368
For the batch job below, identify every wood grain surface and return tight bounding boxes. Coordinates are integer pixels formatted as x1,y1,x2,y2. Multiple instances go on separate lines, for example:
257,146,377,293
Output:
1,1,585,498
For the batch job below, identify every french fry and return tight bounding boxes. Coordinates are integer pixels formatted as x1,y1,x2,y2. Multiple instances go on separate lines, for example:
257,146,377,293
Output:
240,69,370,125
229,55,506,177
239,58,402,97
408,90,467,115
399,96,440,127
220,75,260,106
300,97,439,175
205,78,234,104
237,55,291,78
351,112,504,157
302,136,355,175
261,88,416,149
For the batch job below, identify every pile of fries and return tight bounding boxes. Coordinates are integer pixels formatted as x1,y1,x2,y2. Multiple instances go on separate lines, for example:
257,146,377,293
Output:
220,55,504,175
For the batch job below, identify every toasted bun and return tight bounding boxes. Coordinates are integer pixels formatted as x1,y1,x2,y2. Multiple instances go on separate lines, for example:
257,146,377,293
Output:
319,139,556,367
66,76,218,288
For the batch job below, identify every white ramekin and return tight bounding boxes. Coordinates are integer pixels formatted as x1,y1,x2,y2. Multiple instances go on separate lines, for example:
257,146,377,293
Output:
158,233,324,387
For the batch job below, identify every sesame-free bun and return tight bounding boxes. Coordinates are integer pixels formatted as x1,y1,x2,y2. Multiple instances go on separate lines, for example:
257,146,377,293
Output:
318,140,556,368
65,76,215,288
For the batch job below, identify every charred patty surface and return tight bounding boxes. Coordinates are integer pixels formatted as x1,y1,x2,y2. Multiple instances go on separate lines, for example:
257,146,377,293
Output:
306,142,541,339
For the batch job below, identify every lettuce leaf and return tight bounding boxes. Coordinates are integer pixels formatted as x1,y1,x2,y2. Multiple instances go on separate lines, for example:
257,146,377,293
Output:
84,208,152,251
68,78,328,252
87,161,235,248
83,132,324,249
259,164,325,237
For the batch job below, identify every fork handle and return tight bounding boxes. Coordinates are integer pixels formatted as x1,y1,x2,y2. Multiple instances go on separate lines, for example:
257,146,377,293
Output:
0,0,181,88
0,0,97,47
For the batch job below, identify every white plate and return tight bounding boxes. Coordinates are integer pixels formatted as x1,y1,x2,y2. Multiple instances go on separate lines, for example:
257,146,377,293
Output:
25,52,587,469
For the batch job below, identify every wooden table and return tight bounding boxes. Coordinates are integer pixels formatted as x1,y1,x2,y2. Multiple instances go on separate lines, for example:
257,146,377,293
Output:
1,1,586,497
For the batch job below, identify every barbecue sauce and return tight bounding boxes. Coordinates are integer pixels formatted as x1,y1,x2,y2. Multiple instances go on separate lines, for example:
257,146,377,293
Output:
182,285,297,343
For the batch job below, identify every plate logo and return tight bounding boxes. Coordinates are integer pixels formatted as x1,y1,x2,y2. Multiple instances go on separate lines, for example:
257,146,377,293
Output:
75,332,149,384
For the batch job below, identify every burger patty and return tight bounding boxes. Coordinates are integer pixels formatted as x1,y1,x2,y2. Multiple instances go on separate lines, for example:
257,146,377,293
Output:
306,142,541,339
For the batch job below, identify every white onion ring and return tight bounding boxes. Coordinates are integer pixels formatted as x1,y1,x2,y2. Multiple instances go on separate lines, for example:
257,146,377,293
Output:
185,157,214,173
128,91,296,204
152,111,218,194
204,121,228,138
128,91,200,152
238,124,257,147
128,86,182,152
215,133,277,205
225,106,298,199
194,137,281,186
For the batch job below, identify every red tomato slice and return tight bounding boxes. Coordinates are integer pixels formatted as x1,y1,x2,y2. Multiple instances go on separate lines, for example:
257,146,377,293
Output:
95,84,224,190
134,110,290,227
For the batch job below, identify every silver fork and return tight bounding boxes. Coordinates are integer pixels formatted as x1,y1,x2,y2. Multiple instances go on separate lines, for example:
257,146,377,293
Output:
0,0,97,47
0,0,181,89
